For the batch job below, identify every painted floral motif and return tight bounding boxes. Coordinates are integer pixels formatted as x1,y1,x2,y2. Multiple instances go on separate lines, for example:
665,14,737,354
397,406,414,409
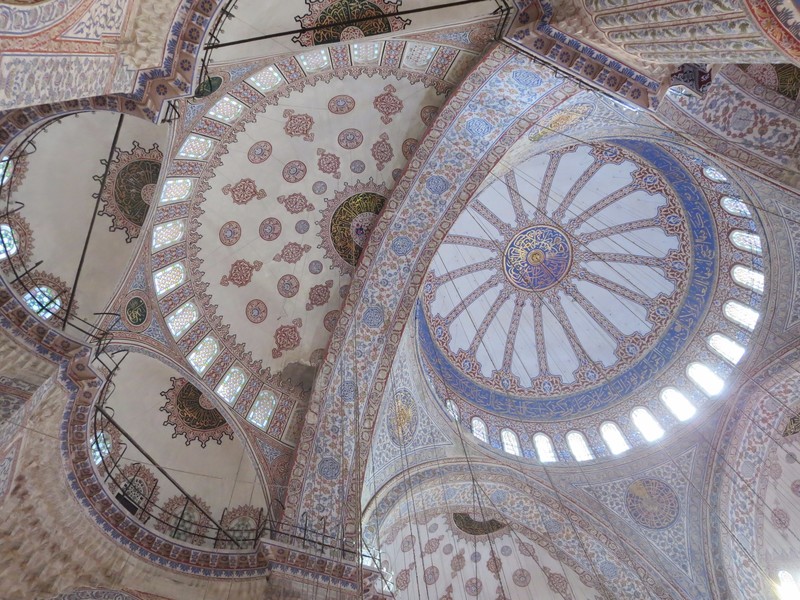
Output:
338,128,364,149
625,478,680,529
306,279,334,310
220,259,263,287
278,274,300,298
219,221,241,246
371,132,394,170
324,310,339,332
259,217,282,241
96,141,163,242
222,178,267,205
283,109,315,141
293,0,409,47
160,377,234,448
273,318,303,358
316,148,341,178
373,83,403,124
273,242,311,263
277,192,314,214
247,141,272,164
420,105,438,127
401,138,418,160
217,504,263,549
246,299,268,323
283,160,308,183
154,494,213,545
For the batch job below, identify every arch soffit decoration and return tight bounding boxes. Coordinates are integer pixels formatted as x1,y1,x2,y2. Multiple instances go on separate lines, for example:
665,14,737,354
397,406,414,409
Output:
282,44,582,536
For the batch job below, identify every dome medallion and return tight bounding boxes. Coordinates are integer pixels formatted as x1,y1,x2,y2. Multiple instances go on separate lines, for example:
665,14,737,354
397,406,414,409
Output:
503,225,572,291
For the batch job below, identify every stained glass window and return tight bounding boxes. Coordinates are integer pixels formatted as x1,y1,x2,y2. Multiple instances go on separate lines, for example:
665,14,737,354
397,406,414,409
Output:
187,336,220,375
153,262,186,297
208,95,245,123
23,285,61,320
0,223,18,259
631,407,664,442
703,166,728,182
731,265,764,293
166,301,199,338
660,388,696,421
0,157,12,186
152,220,185,250
534,433,557,462
298,49,330,73
177,135,214,160
778,571,800,600
600,422,630,455
566,431,593,461
352,42,381,64
730,230,762,255
708,333,745,365
403,43,437,70
687,362,724,396
445,399,459,422
471,417,488,443
160,178,194,203
216,365,248,404
501,428,521,456
248,65,284,92
247,390,277,429
91,432,112,465
724,300,759,331
720,196,752,217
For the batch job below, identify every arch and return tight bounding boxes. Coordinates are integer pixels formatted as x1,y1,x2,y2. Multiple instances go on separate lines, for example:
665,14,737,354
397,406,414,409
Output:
445,399,459,422
600,422,630,455
22,285,62,320
724,300,760,331
187,336,220,375
470,416,488,443
500,428,521,456
730,230,763,255
707,333,745,365
687,362,724,396
660,388,696,421
731,265,764,293
166,301,199,339
0,223,18,259
720,196,752,217
631,407,664,442
566,431,593,461
533,433,557,463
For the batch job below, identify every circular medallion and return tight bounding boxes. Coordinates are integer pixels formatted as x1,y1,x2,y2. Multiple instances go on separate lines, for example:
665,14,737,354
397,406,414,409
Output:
246,299,268,323
282,160,307,183
503,225,572,291
259,217,282,241
330,192,386,268
625,478,680,529
219,221,241,246
295,220,310,234
350,160,365,173
277,274,300,298
248,141,272,164
124,294,149,331
328,95,355,114
309,260,323,274
338,128,363,149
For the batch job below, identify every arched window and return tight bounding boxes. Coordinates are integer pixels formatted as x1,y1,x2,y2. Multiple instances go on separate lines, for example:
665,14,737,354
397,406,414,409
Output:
0,157,13,186
707,333,745,365
91,432,112,466
631,407,664,442
248,65,284,92
660,388,696,421
188,336,220,375
178,135,214,160
154,262,186,297
687,362,724,396
152,220,186,250
720,196,752,217
703,166,728,182
471,417,488,443
247,390,277,429
501,429,521,456
160,178,194,203
207,96,244,123
778,571,800,600
445,399,459,422
23,286,61,320
731,265,764,293
723,300,759,331
534,433,557,463
216,365,248,404
600,422,630,455
166,301,199,339
730,230,762,255
0,223,18,260
352,42,381,64
566,431,593,461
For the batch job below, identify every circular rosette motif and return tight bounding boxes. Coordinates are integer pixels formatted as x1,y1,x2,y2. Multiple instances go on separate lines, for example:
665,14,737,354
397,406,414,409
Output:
625,478,680,529
419,140,720,422
318,180,388,274
159,378,234,448
386,389,418,446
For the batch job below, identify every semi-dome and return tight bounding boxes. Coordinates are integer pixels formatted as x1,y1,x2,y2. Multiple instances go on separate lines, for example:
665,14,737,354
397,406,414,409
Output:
418,138,767,460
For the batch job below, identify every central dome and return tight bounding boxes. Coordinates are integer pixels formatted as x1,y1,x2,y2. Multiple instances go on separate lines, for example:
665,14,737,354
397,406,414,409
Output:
419,139,720,421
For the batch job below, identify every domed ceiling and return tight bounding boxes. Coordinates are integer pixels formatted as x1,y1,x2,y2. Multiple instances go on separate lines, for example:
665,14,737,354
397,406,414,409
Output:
418,138,765,442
